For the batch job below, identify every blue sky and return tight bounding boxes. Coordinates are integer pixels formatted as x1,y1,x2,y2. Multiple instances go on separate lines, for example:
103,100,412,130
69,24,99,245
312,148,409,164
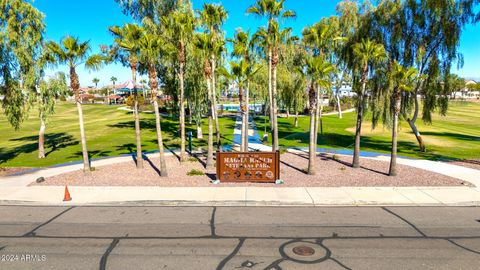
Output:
33,0,479,87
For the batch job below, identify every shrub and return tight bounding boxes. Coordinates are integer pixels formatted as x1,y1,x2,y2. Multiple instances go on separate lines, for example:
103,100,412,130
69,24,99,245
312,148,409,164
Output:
187,169,204,176
126,94,145,108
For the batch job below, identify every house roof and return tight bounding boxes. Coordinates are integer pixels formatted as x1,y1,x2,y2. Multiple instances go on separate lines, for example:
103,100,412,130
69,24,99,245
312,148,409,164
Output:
116,80,145,90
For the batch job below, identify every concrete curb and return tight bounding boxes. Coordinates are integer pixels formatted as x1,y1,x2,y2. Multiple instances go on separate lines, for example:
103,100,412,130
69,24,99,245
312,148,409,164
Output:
0,186,478,207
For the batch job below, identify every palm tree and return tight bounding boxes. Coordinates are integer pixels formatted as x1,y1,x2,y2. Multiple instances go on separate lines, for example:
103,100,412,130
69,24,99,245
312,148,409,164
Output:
45,36,105,171
199,3,228,151
140,78,147,99
305,56,334,175
139,33,168,176
161,2,196,162
230,28,257,152
110,76,118,86
351,39,386,168
108,76,118,104
194,32,215,168
109,23,144,169
302,19,339,145
92,77,100,89
220,60,261,152
247,0,296,152
389,62,418,176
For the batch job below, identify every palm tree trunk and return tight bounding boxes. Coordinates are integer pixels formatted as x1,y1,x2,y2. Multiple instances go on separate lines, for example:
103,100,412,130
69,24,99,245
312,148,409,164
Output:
245,80,250,152
267,48,274,149
353,67,368,168
149,65,167,177
239,84,245,151
206,77,214,169
132,67,143,169
154,99,167,176
76,101,90,171
38,119,46,159
179,44,187,162
271,58,279,152
71,66,90,172
314,85,321,150
211,58,222,151
389,90,401,176
307,84,317,175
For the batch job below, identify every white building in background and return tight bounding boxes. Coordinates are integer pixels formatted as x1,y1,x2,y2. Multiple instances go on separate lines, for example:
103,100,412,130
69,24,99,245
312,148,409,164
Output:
452,79,480,99
334,83,356,97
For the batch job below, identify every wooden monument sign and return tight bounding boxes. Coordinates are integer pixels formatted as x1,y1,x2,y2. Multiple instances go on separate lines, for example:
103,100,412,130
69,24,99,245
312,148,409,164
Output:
216,151,280,183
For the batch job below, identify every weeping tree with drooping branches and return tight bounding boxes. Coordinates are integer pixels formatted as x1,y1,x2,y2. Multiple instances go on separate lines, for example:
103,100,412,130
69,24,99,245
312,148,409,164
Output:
36,72,69,159
0,0,45,130
365,0,480,152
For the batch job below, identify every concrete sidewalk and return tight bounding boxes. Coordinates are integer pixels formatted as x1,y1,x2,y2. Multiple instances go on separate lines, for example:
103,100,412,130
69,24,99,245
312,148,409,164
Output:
0,186,479,206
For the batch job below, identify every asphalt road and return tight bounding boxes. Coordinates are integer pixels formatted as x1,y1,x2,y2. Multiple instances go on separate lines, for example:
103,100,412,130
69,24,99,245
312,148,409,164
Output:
0,205,479,270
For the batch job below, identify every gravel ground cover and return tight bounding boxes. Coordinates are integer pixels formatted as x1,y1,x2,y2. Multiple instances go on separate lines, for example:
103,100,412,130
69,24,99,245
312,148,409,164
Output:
34,152,471,187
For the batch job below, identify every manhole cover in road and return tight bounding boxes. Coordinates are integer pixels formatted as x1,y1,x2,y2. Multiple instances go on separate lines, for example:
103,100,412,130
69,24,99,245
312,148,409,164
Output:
280,241,328,264
292,246,315,256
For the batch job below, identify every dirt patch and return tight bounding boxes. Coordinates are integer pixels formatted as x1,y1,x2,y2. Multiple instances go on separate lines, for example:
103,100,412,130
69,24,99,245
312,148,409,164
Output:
33,152,471,187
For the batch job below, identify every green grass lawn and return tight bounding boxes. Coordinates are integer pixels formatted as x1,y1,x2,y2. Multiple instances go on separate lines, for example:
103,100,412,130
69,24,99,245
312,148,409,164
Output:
0,102,236,167
1,101,479,168
255,101,480,161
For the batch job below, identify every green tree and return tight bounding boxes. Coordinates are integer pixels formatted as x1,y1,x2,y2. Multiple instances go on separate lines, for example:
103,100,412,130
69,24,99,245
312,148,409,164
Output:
351,39,387,169
0,0,45,129
92,77,100,89
253,22,297,151
194,33,216,167
277,43,307,126
109,23,145,169
333,0,360,119
388,62,418,176
108,76,118,102
45,36,105,171
110,76,118,86
366,0,479,152
230,28,258,152
115,0,176,21
247,0,296,152
304,56,334,175
302,17,339,144
219,60,261,152
161,1,196,162
138,33,168,176
37,72,69,158
199,3,228,151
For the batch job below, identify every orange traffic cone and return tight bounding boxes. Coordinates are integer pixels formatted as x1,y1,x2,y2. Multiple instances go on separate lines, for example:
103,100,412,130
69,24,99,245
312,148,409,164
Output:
63,185,72,201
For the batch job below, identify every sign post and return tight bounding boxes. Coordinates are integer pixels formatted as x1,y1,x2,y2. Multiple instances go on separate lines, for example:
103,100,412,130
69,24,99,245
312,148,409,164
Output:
216,151,280,183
